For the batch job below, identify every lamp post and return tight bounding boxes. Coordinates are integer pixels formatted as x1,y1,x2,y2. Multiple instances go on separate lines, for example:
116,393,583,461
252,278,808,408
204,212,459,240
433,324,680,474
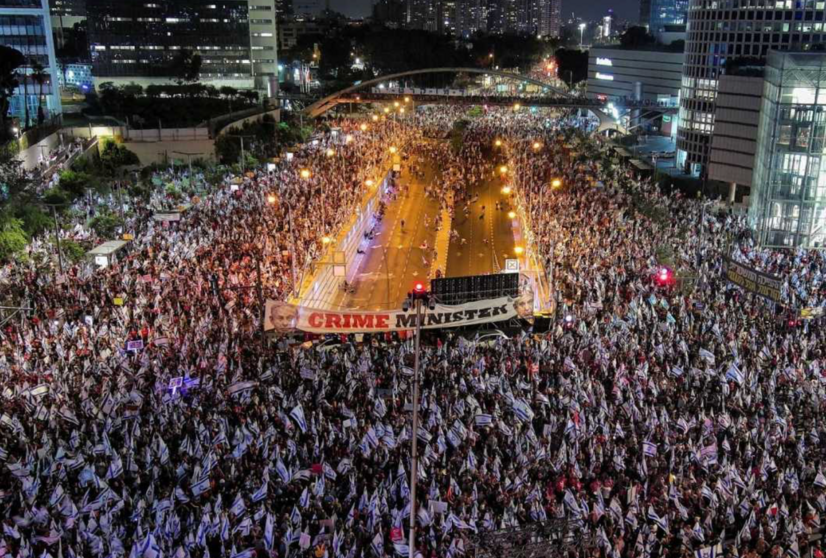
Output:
404,282,431,558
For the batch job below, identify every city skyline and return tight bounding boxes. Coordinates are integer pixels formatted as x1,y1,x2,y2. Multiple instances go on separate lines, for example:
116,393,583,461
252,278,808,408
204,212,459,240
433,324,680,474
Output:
331,0,636,24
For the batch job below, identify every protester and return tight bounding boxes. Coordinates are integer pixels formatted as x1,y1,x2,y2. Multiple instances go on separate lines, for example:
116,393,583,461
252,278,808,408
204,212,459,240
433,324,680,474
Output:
0,106,824,558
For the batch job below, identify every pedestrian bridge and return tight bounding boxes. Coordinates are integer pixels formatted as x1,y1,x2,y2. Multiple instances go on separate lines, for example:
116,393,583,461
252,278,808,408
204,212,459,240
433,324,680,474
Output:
302,67,635,134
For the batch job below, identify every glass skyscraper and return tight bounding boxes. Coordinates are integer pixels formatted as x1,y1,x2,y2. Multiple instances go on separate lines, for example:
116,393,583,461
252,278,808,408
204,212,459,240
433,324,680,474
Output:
0,0,62,127
648,0,688,33
750,51,826,249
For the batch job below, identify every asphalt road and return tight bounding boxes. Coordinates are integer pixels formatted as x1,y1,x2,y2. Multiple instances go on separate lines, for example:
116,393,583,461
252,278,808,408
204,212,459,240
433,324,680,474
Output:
335,157,443,311
445,165,517,278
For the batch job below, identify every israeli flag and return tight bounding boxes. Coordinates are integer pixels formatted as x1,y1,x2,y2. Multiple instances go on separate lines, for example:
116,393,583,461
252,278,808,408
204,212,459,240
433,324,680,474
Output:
371,533,384,557
275,458,291,483
299,487,310,508
251,481,267,503
725,363,744,385
227,381,257,397
475,414,493,427
192,477,211,497
264,513,274,550
230,493,246,517
647,506,668,532
290,405,307,433
642,441,658,457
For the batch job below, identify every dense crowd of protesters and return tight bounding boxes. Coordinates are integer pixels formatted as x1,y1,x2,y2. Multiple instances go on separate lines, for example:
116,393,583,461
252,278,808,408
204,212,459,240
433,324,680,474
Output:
1,106,825,558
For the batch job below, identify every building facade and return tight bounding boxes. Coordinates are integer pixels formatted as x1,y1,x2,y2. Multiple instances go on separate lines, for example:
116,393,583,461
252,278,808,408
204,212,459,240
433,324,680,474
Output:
87,0,279,95
587,47,684,106
0,0,62,127
707,74,763,197
648,0,688,34
677,0,821,177
749,51,826,249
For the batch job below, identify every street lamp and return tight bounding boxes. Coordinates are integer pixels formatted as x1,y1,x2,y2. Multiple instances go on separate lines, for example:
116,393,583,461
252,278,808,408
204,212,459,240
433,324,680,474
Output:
495,139,502,147
383,107,390,114
402,281,434,558
514,246,524,256
499,165,508,175
300,169,312,179
551,178,563,189
360,123,368,131
372,115,379,122
501,186,512,194
508,211,517,219
365,179,375,187
267,194,277,204
513,103,521,110
326,148,335,157
322,236,332,245
533,141,541,150
579,23,587,48
389,146,398,154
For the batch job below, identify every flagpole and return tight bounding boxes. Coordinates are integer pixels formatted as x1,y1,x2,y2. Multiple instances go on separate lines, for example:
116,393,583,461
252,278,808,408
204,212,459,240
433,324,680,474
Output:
408,296,423,558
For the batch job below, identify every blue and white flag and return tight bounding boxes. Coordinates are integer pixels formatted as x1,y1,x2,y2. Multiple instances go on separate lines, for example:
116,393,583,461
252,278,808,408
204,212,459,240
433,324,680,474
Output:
475,414,493,427
264,513,274,550
227,381,257,397
643,441,658,457
725,363,744,385
371,533,384,557
251,481,267,503
290,405,307,433
230,493,246,517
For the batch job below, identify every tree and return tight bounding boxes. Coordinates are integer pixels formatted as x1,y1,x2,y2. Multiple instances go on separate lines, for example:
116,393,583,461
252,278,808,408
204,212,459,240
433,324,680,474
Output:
0,214,28,262
89,210,123,238
30,60,48,125
99,139,139,175
170,49,202,86
619,26,656,49
554,48,589,86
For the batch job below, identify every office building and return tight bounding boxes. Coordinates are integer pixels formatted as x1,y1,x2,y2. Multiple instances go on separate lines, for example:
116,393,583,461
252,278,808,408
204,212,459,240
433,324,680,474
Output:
677,0,820,177
50,0,85,31
749,51,826,249
707,74,763,200
0,0,62,127
648,0,687,35
587,46,684,136
86,0,279,96
455,0,488,37
639,0,652,28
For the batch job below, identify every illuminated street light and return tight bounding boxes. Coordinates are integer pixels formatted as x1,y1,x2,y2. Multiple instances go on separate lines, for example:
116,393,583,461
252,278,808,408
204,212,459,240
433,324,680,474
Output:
322,236,332,245
326,148,335,157
508,211,517,219
372,115,379,122
404,96,410,103
360,123,368,131
533,141,541,150
514,246,524,255
499,165,508,174
267,194,277,204
551,178,563,189
495,139,502,147
501,186,512,195
345,134,353,143
300,169,312,179
383,107,390,114
394,101,400,108
399,108,405,114
389,146,398,154
365,179,375,187
514,103,521,110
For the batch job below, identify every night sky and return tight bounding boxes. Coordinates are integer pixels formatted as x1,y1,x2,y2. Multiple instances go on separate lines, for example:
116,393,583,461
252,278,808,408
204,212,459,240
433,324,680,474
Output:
329,0,634,24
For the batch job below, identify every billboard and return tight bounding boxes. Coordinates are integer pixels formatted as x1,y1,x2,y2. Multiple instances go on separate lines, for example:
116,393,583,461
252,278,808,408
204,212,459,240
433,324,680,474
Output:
264,295,531,334
723,257,783,305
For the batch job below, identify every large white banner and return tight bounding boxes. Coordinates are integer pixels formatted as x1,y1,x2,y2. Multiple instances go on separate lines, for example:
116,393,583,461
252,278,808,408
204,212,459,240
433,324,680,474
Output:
264,296,527,334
